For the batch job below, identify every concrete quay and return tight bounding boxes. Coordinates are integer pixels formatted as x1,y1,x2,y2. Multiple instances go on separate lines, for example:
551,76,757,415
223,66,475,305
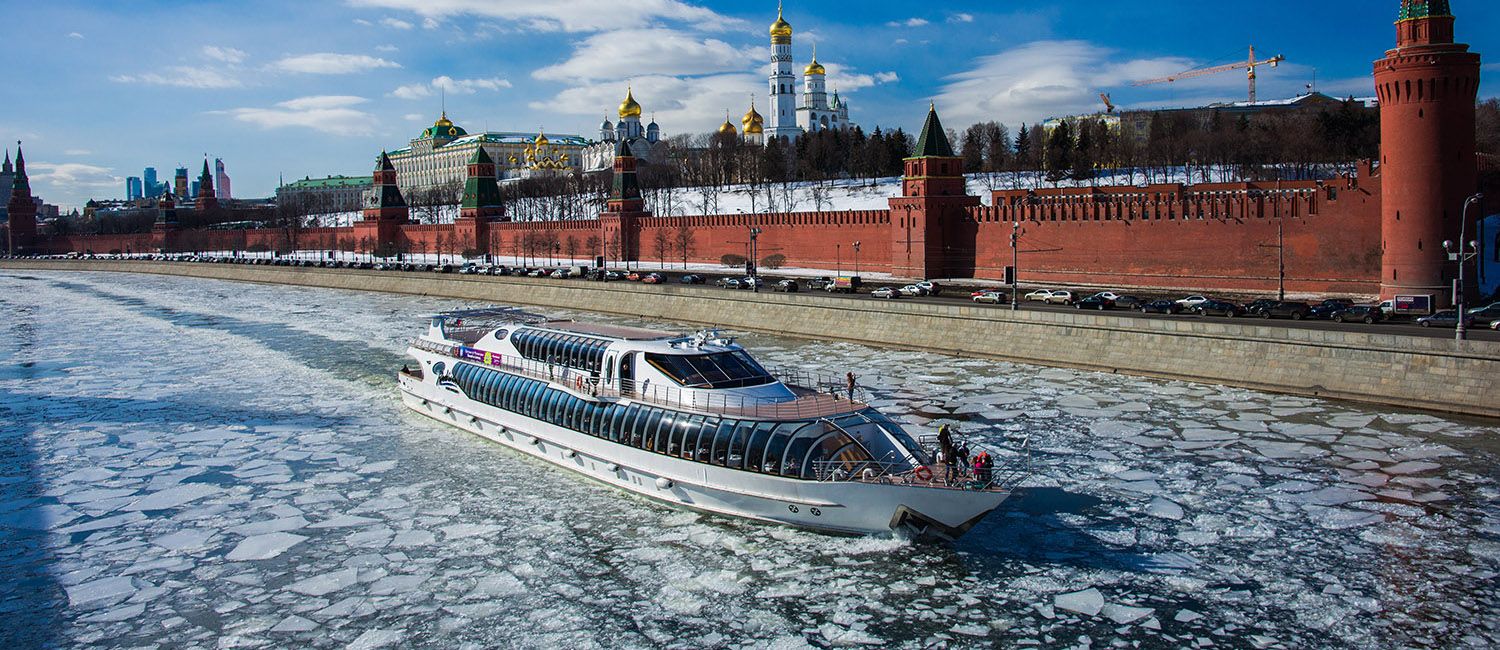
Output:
5,259,1497,419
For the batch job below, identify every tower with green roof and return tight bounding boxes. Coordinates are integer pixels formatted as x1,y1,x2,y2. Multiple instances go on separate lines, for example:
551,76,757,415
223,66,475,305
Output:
599,139,647,265
455,147,505,258
887,105,979,279
7,143,36,253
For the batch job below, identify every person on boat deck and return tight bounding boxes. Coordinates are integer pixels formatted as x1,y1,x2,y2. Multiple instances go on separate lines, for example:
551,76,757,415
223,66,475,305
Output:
934,447,948,484
846,372,856,400
937,424,955,463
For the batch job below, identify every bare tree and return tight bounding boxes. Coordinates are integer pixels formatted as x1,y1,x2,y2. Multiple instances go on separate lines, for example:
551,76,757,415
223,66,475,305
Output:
673,224,695,269
652,228,672,268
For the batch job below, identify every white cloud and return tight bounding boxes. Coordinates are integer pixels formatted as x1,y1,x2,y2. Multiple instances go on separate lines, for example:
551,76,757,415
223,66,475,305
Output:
533,29,756,81
272,53,401,74
948,13,974,23
354,18,373,26
63,149,91,156
885,18,929,28
389,76,511,99
875,71,899,83
404,113,425,121
422,17,441,30
202,45,247,64
1484,62,1499,72
934,40,1194,127
110,66,242,89
29,163,120,188
346,0,737,33
380,17,413,29
222,95,376,135
815,62,897,92
375,44,399,52
68,32,84,39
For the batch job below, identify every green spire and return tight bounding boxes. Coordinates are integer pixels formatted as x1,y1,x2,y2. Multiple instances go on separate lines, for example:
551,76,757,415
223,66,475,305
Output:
460,147,501,210
1399,0,1451,20
912,104,955,158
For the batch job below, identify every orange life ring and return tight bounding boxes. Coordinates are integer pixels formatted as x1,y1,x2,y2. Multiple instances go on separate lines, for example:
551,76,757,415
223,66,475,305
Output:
913,466,932,482
574,376,585,390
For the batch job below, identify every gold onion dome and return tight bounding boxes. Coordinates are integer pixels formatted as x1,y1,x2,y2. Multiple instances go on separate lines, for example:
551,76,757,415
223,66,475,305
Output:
435,111,453,128
619,88,643,119
718,115,737,135
742,103,764,133
770,5,791,42
804,58,824,76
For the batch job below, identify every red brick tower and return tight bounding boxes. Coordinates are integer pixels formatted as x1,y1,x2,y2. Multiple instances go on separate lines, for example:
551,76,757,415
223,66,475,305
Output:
151,192,179,252
354,152,410,257
600,140,646,264
195,158,218,211
455,147,505,256
888,105,979,279
6,143,36,254
1373,0,1481,301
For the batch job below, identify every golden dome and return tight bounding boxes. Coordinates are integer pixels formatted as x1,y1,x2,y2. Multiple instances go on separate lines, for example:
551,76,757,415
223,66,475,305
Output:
741,101,764,133
434,111,453,128
804,59,824,76
619,88,642,119
769,5,791,42
534,128,549,146
718,117,737,135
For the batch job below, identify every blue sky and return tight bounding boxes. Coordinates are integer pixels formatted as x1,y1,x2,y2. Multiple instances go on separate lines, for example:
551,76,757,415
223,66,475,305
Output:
5,0,1497,210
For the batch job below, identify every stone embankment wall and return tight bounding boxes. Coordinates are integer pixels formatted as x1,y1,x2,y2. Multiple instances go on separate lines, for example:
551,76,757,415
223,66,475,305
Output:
6,260,1496,419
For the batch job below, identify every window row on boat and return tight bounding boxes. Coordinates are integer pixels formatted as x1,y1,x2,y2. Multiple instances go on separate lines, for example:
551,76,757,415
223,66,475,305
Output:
506,328,610,374
449,361,879,479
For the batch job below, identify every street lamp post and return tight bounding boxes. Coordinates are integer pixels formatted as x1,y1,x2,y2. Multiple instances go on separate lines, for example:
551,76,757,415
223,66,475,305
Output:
1010,220,1024,310
748,227,761,276
852,241,861,279
1446,193,1485,341
836,243,841,276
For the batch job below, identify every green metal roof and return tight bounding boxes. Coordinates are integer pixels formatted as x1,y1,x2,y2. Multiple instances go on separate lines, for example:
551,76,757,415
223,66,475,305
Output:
280,175,372,190
1399,0,1451,20
911,105,955,158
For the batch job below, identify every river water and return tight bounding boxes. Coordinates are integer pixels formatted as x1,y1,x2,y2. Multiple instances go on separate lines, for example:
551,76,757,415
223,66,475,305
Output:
1,271,1496,650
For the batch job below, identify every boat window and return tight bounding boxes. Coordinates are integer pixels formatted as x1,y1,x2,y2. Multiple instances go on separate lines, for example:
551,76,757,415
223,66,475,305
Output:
677,414,706,460
624,406,646,447
857,408,926,461
726,421,752,468
710,419,737,466
434,361,447,377
744,421,778,473
803,429,873,478
641,409,665,451
654,411,677,455
643,351,774,389
766,422,807,476
603,404,623,442
782,430,818,480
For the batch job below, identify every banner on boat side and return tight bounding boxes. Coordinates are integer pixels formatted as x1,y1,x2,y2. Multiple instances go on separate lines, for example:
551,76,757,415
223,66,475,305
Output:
455,346,504,368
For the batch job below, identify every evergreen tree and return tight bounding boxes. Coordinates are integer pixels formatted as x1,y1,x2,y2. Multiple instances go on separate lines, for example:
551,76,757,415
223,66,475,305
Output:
1045,120,1072,179
1014,124,1032,171
1072,120,1093,180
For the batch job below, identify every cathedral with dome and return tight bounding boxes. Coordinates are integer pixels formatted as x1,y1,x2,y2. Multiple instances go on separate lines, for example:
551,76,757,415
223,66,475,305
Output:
583,88,663,172
766,5,853,140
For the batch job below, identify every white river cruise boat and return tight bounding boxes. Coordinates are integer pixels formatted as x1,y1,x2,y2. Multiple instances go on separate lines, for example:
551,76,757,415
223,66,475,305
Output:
398,308,1028,540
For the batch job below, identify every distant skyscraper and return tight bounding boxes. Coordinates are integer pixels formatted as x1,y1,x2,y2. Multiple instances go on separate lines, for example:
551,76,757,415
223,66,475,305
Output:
126,176,142,201
190,180,200,199
144,167,159,198
174,167,188,197
214,158,231,200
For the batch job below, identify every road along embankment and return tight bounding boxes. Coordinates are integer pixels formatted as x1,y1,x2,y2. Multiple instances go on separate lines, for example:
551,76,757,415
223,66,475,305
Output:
6,260,1497,419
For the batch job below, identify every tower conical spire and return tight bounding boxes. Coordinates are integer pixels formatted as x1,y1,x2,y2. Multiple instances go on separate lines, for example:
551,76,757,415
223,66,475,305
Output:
913,104,955,157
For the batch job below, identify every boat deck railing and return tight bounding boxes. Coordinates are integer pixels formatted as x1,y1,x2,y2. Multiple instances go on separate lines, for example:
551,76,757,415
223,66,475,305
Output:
412,337,869,420
808,432,1031,492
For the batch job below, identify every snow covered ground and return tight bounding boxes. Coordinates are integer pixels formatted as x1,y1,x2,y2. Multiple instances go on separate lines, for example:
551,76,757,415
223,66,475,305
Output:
1,270,1495,649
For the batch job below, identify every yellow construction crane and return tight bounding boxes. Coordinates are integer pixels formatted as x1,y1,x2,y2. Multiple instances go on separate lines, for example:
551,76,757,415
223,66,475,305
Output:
1100,93,1115,113
1132,46,1285,104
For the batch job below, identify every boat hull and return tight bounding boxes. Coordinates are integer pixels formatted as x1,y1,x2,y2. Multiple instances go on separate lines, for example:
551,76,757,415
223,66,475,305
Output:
398,369,1009,540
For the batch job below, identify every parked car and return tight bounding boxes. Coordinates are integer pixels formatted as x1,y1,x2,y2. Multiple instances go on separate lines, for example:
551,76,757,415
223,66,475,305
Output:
433,264,453,273
1076,295,1114,310
898,284,925,297
641,273,665,284
1309,298,1356,319
1197,300,1245,317
1469,305,1500,327
971,290,1007,304
807,276,834,291
1175,295,1211,310
457,263,479,274
1244,299,1279,314
526,268,547,277
1417,311,1474,328
914,281,941,296
870,286,900,299
625,271,642,281
1023,289,1053,302
679,274,706,284
1044,290,1076,305
1248,301,1312,320
1138,300,1180,314
1113,295,1146,309
1092,291,1122,301
1466,301,1500,314
740,277,764,290
773,279,800,292
604,270,624,281
718,277,742,289
1330,305,1385,324
549,268,569,278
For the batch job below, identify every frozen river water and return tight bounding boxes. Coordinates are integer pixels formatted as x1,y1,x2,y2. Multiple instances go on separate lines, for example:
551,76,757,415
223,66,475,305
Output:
1,271,1497,650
